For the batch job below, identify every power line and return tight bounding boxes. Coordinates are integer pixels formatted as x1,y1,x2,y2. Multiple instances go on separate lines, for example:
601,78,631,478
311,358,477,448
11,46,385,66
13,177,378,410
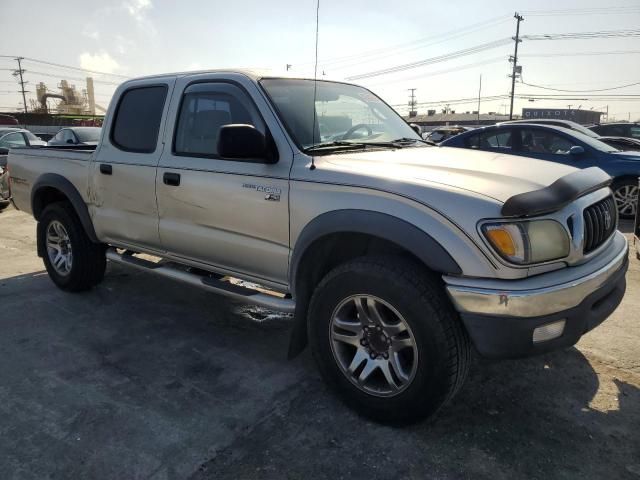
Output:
0,55,130,78
524,29,640,41
296,15,511,69
23,69,120,86
346,38,512,80
520,6,640,16
521,50,640,58
361,56,506,86
521,80,640,93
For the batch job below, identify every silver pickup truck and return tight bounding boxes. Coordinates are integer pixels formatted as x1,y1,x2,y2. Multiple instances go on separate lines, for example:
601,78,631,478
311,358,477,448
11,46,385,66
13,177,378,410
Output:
8,71,628,424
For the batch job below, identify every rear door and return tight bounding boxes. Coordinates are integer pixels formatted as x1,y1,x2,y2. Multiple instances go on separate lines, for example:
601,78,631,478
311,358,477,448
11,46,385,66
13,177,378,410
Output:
90,77,175,251
156,73,293,287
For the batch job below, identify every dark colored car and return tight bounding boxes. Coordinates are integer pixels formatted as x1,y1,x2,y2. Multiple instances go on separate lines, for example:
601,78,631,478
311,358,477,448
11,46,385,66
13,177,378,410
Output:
0,163,9,211
0,114,18,126
599,136,640,152
423,126,468,144
0,128,47,149
590,122,640,139
441,123,640,218
47,127,102,146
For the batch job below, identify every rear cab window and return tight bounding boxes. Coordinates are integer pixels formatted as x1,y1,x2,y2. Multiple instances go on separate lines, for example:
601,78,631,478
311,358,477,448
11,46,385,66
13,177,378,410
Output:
111,85,168,153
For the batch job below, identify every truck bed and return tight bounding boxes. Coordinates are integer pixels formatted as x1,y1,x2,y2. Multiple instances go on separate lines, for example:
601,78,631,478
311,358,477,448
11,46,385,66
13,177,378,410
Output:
8,146,94,216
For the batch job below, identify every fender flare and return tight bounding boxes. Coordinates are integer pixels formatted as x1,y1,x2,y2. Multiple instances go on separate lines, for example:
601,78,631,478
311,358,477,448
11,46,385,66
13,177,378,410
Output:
287,210,461,358
289,209,461,296
31,173,99,243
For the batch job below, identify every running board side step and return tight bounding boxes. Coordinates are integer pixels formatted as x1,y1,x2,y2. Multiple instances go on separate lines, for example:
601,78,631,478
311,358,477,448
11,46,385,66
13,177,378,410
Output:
105,248,295,313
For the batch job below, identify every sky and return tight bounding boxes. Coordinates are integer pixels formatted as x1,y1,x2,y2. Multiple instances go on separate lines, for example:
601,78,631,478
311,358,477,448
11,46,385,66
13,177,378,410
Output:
1,0,639,121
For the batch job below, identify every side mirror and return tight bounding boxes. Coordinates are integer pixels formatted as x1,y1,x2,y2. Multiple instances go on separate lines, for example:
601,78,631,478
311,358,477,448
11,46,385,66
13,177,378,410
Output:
0,147,9,155
218,124,272,162
569,145,585,156
66,138,75,145
410,123,421,135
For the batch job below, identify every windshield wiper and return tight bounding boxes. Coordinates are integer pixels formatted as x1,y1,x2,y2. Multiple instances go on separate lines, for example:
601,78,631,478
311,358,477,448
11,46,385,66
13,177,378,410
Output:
303,141,376,153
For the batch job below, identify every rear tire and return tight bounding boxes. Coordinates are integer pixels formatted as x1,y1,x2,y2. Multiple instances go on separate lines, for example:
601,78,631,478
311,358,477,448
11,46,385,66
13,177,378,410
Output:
308,256,470,424
38,202,106,292
0,201,9,211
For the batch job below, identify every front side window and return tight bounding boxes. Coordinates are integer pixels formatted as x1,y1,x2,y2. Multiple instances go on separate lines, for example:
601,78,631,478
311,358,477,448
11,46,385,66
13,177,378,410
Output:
0,132,26,148
520,129,572,154
260,78,420,149
630,126,640,139
111,85,168,153
174,83,265,158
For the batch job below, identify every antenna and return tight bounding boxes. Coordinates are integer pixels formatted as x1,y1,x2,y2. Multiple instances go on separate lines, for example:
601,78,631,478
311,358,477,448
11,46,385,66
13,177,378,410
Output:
310,0,320,170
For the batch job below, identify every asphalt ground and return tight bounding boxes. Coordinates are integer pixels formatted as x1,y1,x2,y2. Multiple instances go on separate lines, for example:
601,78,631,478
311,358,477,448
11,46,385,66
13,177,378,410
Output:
0,205,638,480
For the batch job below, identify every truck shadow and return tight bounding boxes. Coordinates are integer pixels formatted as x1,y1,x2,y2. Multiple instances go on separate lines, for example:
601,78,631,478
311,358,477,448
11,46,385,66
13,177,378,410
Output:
0,266,638,480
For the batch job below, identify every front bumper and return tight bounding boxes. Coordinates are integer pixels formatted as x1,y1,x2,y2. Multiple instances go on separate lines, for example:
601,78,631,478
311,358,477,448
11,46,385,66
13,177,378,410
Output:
445,234,629,358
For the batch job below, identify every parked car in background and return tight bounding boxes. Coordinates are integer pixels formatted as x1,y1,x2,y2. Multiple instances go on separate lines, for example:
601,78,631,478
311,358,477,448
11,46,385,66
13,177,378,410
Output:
0,141,9,210
599,136,640,152
441,123,640,218
423,126,468,144
0,114,19,126
47,127,102,146
0,128,47,149
0,163,9,211
590,123,640,139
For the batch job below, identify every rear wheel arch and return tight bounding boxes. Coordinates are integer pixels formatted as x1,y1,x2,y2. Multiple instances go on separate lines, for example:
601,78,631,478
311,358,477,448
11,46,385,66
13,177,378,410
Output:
31,173,99,243
288,210,462,358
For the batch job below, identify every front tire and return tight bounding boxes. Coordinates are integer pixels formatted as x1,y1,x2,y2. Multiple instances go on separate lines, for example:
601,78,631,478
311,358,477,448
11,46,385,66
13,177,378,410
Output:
612,179,639,219
308,256,470,424
38,202,106,292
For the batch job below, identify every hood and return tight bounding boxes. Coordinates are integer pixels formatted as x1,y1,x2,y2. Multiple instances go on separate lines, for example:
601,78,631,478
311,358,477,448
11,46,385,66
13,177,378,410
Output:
320,146,579,203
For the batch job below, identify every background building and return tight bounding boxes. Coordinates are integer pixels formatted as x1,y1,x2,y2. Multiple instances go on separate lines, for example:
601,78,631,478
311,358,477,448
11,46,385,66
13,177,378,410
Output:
521,108,603,125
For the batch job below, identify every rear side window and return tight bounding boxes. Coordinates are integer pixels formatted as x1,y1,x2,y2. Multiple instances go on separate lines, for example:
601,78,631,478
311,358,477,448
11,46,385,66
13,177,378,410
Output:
467,131,512,150
111,85,168,153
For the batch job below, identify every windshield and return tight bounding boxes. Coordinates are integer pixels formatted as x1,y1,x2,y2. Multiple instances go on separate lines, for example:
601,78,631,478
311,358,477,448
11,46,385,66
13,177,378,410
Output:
561,121,600,138
567,128,620,152
74,127,101,142
260,78,420,150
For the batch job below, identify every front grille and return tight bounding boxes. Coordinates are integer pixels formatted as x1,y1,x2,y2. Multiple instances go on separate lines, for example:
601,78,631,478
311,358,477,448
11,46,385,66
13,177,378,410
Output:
583,196,617,254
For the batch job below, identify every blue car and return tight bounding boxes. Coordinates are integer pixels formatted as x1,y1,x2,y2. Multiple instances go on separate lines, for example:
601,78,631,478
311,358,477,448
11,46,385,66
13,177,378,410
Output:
441,123,640,218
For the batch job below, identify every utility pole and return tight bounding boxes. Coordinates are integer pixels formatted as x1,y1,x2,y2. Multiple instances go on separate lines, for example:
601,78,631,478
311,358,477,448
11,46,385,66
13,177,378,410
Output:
509,13,524,120
13,57,28,114
477,74,482,124
408,88,417,117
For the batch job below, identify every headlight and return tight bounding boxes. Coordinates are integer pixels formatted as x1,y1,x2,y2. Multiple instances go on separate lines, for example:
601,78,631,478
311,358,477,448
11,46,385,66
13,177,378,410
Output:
482,220,570,265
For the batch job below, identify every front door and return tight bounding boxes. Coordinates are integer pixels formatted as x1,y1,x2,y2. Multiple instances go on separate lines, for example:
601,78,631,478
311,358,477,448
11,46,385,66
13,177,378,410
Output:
156,76,292,287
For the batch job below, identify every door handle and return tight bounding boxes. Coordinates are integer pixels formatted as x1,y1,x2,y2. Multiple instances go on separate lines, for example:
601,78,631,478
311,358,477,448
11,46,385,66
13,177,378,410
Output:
99,163,112,175
163,172,181,186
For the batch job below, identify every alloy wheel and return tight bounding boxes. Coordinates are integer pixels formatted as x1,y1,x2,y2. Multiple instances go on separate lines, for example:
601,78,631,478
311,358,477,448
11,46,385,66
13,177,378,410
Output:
46,220,73,276
329,295,418,397
613,184,639,218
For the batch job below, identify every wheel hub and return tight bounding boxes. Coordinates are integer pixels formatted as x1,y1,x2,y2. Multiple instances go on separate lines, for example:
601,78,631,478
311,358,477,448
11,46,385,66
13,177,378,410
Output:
360,325,391,359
